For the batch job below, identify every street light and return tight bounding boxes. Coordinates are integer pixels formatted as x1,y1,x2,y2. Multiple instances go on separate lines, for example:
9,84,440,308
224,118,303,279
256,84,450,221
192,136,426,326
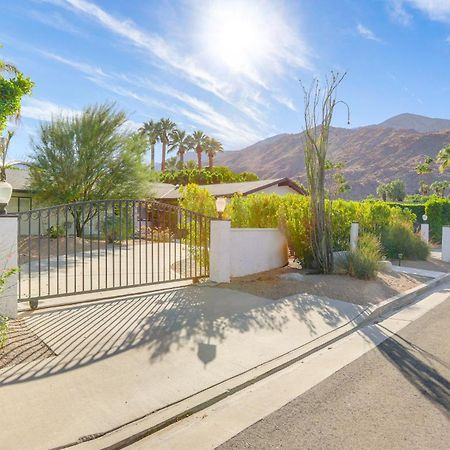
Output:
215,197,226,219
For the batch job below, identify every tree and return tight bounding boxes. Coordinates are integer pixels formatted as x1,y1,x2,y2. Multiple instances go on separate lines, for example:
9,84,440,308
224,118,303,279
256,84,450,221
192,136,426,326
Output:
168,129,190,166
419,181,429,196
0,130,14,182
205,137,224,169
138,120,159,170
437,144,449,173
0,49,34,133
29,103,153,236
301,71,349,273
377,183,388,201
191,130,207,170
387,179,406,201
156,118,176,172
430,180,449,197
415,156,433,175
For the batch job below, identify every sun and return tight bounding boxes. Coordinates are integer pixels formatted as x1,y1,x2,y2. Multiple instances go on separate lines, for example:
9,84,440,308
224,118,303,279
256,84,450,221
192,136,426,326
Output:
199,1,271,77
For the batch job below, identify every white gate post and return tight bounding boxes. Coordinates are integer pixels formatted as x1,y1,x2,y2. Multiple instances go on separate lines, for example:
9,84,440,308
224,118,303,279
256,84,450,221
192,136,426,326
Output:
442,226,450,262
420,223,429,244
350,222,359,251
0,215,18,318
210,219,231,283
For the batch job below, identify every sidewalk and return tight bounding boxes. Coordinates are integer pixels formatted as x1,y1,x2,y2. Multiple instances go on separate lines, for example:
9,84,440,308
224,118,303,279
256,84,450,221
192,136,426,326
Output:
0,286,367,450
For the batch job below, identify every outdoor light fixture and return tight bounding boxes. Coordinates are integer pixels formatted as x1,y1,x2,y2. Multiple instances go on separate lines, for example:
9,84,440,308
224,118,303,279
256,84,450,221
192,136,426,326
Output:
215,197,226,219
0,180,12,215
422,214,428,222
398,253,403,266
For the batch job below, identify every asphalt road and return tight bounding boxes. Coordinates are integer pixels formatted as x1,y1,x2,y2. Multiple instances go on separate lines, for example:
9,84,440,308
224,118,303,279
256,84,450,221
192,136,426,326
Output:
218,298,450,450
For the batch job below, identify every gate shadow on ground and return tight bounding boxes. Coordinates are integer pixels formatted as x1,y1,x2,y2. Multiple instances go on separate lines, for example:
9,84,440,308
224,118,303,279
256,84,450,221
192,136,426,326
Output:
0,288,365,385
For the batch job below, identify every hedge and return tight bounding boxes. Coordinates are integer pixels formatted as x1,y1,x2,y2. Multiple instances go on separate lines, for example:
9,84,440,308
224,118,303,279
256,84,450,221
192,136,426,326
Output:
425,198,450,241
388,198,450,242
226,193,415,263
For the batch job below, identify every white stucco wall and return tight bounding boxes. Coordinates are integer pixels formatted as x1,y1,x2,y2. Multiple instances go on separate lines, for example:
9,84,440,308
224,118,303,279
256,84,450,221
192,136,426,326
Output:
229,228,288,278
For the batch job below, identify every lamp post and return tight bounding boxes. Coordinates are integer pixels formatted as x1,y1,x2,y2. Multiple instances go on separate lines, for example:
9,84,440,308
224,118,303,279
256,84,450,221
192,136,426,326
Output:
215,197,226,219
0,180,12,215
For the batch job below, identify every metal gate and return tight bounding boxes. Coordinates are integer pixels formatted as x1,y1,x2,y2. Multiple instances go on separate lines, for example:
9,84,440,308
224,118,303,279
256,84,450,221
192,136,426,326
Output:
17,199,211,308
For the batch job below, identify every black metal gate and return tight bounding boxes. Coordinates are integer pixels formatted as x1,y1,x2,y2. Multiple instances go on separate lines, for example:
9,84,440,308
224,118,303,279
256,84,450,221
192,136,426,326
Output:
17,200,211,308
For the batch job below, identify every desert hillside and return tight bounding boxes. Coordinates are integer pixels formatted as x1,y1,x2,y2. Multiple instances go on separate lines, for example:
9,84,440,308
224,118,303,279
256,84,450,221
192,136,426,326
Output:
214,114,450,199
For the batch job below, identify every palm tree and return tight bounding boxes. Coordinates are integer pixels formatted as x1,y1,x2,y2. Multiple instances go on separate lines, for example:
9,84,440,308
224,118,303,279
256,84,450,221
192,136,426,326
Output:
205,137,223,169
191,130,207,170
138,120,159,170
437,144,449,173
168,129,190,167
157,118,176,172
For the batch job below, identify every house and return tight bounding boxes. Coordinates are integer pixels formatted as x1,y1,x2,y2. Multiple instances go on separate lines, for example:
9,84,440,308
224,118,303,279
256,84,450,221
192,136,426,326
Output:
5,168,33,213
151,178,306,201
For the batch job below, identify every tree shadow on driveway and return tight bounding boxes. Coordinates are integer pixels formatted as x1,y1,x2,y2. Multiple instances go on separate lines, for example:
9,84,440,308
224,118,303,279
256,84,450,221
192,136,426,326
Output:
0,287,365,385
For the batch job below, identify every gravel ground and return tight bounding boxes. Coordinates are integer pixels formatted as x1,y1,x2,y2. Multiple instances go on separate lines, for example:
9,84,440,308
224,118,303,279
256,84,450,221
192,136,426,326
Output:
219,293,450,450
0,318,54,369
217,266,429,306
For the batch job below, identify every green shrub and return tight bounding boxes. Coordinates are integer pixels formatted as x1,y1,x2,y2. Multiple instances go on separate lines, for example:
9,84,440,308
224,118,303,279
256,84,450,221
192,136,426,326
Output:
102,213,134,244
47,225,65,238
341,234,383,280
278,195,312,265
386,202,425,224
381,222,429,260
425,197,450,242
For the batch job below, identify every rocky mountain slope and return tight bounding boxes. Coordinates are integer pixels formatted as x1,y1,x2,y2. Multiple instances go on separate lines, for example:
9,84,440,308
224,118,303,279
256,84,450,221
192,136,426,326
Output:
214,114,450,199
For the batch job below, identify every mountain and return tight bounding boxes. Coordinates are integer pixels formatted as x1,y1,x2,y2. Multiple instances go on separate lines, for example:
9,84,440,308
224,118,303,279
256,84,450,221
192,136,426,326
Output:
214,114,450,199
374,113,450,133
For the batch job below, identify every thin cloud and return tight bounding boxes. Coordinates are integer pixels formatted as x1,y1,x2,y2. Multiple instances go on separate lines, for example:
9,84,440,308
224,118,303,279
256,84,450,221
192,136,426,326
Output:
357,24,383,42
28,9,83,35
21,98,81,121
389,0,450,25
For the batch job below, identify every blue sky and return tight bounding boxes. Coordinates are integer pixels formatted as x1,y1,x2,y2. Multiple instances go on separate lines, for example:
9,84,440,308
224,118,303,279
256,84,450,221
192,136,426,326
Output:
2,0,450,162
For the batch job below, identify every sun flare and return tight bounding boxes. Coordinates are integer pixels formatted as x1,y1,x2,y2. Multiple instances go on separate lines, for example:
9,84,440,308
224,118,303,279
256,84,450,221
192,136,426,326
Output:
200,1,274,79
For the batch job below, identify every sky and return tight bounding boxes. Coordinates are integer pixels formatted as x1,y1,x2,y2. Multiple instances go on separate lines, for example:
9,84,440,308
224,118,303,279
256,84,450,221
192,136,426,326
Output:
2,0,450,162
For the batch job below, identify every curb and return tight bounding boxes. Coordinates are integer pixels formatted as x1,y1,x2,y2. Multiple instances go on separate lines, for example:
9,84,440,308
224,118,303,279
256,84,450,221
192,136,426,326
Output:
72,270,450,450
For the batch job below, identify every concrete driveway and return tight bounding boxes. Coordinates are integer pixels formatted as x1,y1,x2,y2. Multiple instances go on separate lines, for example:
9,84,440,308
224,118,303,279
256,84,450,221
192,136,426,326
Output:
18,241,200,301
0,286,366,449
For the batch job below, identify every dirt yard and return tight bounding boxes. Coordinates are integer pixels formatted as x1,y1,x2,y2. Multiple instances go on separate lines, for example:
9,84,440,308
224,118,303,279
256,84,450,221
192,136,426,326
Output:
217,266,429,306
0,318,54,369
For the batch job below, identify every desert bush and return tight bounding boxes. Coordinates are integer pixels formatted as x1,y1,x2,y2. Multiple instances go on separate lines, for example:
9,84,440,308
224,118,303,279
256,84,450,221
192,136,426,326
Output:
178,184,214,269
102,214,134,243
178,184,217,218
138,226,175,242
381,222,429,260
342,234,383,280
47,225,65,238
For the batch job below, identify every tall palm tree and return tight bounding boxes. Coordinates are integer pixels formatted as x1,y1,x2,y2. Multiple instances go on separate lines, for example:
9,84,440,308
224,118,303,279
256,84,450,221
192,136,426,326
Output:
157,118,176,172
205,137,223,169
168,129,190,167
191,130,207,170
138,120,159,170
437,144,449,173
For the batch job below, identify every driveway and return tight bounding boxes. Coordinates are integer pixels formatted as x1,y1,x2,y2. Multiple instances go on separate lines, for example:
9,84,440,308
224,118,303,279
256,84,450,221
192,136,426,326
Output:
0,286,365,449
18,241,199,301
